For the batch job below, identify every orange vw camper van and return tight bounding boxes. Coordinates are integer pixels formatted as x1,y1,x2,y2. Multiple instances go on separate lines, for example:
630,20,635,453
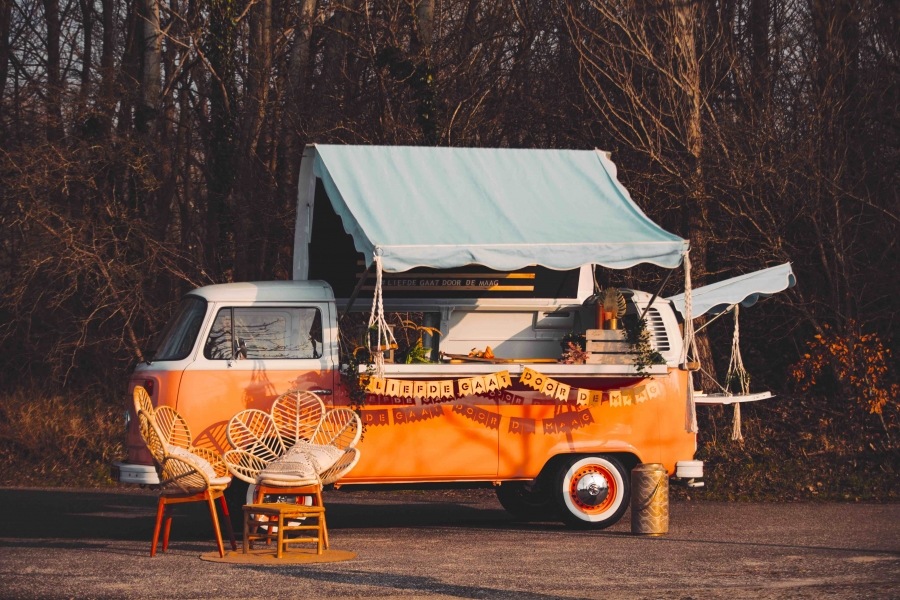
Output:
114,146,790,529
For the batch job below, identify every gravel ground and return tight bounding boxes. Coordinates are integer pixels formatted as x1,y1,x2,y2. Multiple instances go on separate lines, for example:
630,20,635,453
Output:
0,486,898,599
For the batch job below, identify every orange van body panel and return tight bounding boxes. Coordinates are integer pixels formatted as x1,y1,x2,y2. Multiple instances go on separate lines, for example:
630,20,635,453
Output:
127,365,695,481
343,368,693,483
348,397,501,481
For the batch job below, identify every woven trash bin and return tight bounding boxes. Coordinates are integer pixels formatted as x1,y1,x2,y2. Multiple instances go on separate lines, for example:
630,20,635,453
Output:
630,463,669,536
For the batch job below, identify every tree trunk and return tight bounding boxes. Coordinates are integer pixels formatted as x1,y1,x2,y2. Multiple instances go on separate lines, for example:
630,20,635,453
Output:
137,0,161,134
749,0,771,110
277,0,317,220
412,0,436,143
1,0,13,109
77,0,93,114
99,0,115,105
235,0,273,279
43,0,63,140
413,0,434,52
673,0,717,392
243,0,272,158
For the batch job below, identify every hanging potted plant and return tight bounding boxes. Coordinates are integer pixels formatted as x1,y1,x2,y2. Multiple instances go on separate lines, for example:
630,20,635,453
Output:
624,317,665,376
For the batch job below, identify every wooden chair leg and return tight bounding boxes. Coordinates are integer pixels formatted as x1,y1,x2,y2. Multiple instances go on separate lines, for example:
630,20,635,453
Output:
218,495,238,551
150,497,166,557
251,486,272,544
311,489,330,549
243,509,251,554
207,494,226,558
162,511,174,553
317,510,326,555
276,512,285,559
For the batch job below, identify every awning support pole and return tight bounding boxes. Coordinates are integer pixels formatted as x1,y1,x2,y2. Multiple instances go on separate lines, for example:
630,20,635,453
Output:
340,262,374,324
692,303,738,335
639,268,676,322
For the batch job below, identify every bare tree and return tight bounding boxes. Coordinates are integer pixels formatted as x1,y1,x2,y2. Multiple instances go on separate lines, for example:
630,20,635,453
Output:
0,0,894,427
562,0,722,388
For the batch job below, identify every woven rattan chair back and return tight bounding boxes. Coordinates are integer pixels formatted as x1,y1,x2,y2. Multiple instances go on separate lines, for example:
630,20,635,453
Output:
270,390,326,448
152,405,192,450
313,408,362,451
137,410,165,465
226,409,286,462
133,386,154,419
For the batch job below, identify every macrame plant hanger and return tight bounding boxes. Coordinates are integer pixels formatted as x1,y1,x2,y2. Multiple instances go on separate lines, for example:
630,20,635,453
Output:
367,254,397,379
724,304,749,442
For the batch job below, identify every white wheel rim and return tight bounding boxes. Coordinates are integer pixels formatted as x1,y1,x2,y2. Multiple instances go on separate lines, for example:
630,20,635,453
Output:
561,457,625,522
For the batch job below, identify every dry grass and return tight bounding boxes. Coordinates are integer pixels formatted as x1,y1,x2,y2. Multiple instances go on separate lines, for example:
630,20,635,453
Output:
673,398,900,502
0,385,125,487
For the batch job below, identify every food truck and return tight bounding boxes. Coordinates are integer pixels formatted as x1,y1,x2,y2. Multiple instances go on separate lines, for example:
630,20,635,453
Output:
112,146,795,529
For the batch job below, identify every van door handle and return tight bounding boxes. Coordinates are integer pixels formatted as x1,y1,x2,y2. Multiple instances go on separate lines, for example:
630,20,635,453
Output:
309,388,333,396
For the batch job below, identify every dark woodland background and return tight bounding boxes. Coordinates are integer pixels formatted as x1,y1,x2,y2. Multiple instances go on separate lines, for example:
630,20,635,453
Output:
0,0,897,498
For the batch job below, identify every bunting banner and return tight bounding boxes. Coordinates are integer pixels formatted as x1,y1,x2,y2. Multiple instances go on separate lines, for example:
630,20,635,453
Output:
359,368,665,435
363,368,664,407
452,404,502,430
364,371,512,399
391,404,444,425
518,367,663,407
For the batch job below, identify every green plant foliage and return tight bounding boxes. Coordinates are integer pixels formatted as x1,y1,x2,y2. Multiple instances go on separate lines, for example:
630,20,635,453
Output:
402,339,431,364
624,317,664,375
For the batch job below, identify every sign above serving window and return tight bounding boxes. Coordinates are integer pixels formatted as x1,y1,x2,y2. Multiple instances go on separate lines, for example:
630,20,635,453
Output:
348,261,579,299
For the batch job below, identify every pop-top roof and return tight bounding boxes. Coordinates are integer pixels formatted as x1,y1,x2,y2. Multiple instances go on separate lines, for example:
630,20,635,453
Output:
293,145,688,278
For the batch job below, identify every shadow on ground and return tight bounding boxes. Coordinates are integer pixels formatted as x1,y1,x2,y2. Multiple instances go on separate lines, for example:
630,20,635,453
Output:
0,486,556,544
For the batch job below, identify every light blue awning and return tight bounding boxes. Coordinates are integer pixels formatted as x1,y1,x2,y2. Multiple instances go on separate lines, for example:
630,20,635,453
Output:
667,262,796,319
293,145,688,277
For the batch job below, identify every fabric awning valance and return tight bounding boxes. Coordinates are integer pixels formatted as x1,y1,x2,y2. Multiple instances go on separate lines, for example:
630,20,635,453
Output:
667,262,796,319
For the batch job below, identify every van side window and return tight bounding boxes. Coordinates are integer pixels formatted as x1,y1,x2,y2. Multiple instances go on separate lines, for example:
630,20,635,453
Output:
203,307,323,360
204,310,234,359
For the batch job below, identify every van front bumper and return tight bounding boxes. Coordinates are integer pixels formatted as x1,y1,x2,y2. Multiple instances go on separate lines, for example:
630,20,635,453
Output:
110,461,159,485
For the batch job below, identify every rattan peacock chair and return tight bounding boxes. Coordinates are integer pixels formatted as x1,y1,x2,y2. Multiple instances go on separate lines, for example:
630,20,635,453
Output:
222,390,362,548
132,387,237,557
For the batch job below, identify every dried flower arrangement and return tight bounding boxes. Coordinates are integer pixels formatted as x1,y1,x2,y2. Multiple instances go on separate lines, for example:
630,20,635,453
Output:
560,341,590,364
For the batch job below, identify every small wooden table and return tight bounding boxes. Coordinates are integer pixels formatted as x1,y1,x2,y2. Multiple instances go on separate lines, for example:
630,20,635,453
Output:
242,503,326,558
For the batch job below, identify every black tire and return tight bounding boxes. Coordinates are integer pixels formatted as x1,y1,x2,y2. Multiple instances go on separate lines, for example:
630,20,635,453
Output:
554,455,630,529
495,481,556,521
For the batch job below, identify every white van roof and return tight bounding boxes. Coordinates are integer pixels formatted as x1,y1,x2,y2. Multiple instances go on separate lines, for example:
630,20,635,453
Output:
188,280,334,303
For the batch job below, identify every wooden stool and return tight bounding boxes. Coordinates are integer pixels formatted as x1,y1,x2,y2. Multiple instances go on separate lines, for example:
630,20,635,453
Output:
243,503,327,558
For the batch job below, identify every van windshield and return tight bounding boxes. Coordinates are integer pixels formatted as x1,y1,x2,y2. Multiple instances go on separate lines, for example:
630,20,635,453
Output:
152,296,208,361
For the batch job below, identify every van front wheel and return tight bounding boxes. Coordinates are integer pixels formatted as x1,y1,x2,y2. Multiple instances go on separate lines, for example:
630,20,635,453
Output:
495,481,556,521
555,455,630,529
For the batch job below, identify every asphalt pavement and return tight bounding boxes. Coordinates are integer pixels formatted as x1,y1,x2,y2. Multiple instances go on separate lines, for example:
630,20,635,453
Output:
0,486,898,599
